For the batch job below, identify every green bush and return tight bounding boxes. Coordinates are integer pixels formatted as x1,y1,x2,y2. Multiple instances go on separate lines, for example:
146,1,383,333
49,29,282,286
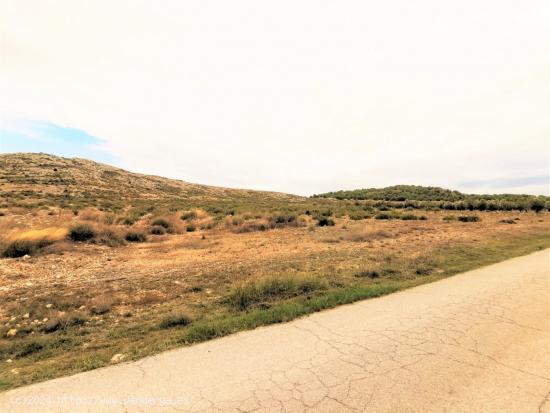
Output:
69,224,96,241
374,213,393,220
186,224,196,232
125,231,147,242
443,215,456,222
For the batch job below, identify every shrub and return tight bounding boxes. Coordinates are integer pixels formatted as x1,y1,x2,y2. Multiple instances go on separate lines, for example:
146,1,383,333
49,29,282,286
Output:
186,224,196,232
354,270,380,278
181,211,197,221
150,225,167,235
125,231,147,242
89,296,115,315
499,219,516,224
227,276,328,310
159,313,192,329
374,213,393,220
69,224,96,241
530,199,545,213
17,341,44,358
42,313,88,333
1,239,51,258
94,228,125,246
443,215,456,222
458,215,480,222
349,213,371,220
151,218,173,233
400,213,419,220
317,217,335,227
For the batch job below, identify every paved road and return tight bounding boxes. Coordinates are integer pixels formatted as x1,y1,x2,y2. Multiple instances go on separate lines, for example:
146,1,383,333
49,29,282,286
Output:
1,249,549,413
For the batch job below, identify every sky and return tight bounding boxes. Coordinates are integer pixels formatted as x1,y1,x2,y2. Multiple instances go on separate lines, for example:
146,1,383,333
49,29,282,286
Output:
0,0,549,196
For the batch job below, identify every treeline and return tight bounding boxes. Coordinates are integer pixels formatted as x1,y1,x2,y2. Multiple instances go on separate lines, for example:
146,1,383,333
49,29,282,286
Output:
312,185,549,212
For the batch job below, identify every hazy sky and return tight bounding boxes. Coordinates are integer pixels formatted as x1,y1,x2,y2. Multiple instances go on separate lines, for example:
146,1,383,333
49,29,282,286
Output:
1,0,549,195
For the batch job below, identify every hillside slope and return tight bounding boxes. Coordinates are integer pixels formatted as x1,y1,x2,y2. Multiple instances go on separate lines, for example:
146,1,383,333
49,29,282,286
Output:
0,153,303,212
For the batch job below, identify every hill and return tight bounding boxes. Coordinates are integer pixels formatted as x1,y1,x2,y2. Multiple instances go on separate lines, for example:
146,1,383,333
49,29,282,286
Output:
1,153,547,215
314,185,465,201
0,153,303,214
313,185,548,211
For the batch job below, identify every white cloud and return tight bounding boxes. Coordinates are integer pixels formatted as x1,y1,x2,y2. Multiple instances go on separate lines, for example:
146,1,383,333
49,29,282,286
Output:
1,0,549,195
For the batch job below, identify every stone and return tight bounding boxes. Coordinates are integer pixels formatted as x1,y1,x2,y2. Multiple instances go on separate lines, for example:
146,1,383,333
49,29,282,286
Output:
110,353,126,364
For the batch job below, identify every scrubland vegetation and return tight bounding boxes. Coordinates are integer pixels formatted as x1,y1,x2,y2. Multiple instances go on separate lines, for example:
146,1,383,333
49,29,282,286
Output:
0,153,549,390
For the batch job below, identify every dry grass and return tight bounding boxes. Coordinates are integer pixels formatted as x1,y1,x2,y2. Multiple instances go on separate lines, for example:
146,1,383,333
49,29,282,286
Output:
0,227,68,257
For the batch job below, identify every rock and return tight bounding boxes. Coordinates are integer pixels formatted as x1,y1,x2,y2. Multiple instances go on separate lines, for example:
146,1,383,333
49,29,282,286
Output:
22,313,30,319
45,304,53,309
11,368,19,375
22,255,30,260
110,353,126,364
6,329,17,338
43,318,48,322
78,305,86,310
6,359,12,363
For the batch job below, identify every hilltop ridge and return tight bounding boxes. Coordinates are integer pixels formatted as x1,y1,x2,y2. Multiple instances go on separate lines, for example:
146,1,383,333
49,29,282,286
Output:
0,152,302,212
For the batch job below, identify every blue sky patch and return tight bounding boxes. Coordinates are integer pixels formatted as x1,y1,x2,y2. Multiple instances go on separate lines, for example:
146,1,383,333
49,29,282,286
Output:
0,119,116,164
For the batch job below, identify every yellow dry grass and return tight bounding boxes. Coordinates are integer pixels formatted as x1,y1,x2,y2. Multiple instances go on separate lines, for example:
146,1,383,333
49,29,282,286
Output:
5,227,68,242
